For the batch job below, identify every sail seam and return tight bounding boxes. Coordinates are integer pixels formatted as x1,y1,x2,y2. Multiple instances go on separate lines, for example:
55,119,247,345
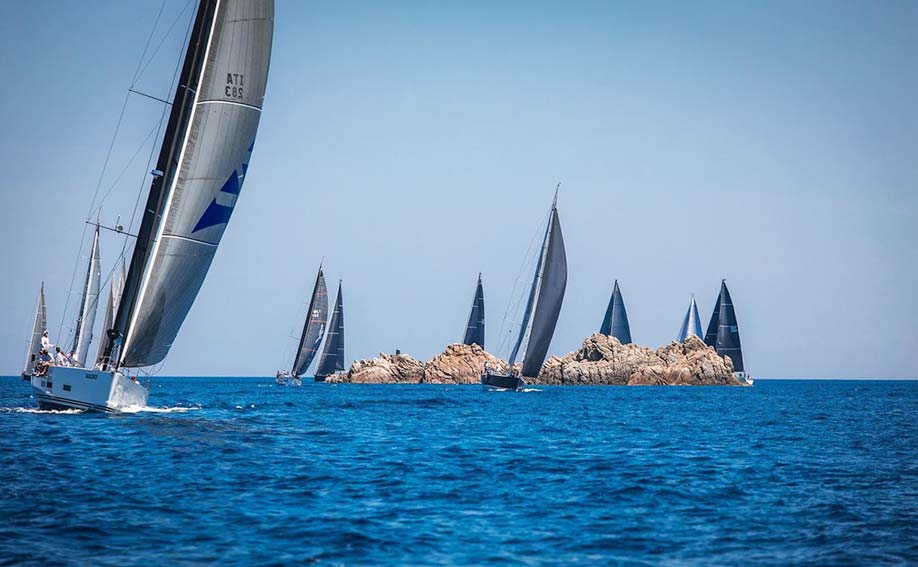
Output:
198,99,262,112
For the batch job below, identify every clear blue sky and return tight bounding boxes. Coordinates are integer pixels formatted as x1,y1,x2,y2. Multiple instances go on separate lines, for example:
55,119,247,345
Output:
1,0,916,378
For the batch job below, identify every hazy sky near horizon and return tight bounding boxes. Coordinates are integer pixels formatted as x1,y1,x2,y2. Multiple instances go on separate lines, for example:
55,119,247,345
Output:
1,0,916,378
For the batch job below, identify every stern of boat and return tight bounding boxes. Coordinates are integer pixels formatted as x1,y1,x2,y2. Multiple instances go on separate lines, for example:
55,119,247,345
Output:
481,371,524,391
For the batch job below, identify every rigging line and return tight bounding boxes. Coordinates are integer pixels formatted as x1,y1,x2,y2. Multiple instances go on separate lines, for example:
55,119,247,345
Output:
131,0,196,90
120,4,197,259
92,121,160,215
130,0,169,86
57,0,170,342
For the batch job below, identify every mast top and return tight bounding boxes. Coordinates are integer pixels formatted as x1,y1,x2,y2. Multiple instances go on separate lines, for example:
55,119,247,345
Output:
552,182,561,208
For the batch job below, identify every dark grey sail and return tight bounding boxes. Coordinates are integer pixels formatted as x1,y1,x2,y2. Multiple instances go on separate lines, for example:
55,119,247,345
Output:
104,0,274,369
292,266,328,377
599,279,631,344
677,295,703,342
714,280,744,372
703,291,721,347
508,196,568,378
71,226,102,366
463,274,485,347
315,282,345,380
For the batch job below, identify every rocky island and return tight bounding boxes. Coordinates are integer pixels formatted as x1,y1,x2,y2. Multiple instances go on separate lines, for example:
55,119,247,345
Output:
326,334,743,386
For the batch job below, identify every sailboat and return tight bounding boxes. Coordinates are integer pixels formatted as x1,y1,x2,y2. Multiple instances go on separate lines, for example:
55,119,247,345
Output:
462,273,485,348
676,295,703,342
21,284,47,381
314,280,345,382
704,280,751,385
30,0,274,412
482,186,567,390
599,279,631,344
69,226,102,368
277,265,328,386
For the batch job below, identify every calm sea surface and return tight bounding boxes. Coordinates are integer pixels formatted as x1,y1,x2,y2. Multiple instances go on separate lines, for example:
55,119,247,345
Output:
1,377,916,566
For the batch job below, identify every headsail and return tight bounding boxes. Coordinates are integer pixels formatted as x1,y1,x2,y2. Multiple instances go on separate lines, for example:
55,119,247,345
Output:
96,261,126,365
110,0,274,368
292,266,328,377
71,227,102,366
23,283,47,375
462,274,485,347
677,295,703,342
599,279,632,344
316,281,345,379
509,189,568,378
714,280,744,372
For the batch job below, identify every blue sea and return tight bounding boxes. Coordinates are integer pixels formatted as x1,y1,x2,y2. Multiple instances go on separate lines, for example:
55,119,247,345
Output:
1,377,916,566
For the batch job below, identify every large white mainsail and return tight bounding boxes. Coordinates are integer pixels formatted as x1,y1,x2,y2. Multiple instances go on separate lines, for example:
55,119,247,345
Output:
71,227,102,366
95,261,125,366
112,0,274,368
23,283,47,377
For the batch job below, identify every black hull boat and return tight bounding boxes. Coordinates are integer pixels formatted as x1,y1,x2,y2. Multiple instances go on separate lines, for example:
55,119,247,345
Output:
481,372,524,391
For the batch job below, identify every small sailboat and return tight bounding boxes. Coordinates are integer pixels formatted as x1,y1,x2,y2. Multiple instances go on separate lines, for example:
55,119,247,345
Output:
69,226,102,368
676,295,703,342
704,280,751,384
314,280,345,382
482,186,567,390
277,265,328,386
31,0,274,412
462,273,485,348
599,279,632,344
21,284,47,381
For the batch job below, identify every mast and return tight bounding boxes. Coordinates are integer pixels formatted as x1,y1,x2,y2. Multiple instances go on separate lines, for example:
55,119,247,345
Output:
463,273,485,347
291,264,328,377
72,226,102,365
316,281,345,378
104,0,217,368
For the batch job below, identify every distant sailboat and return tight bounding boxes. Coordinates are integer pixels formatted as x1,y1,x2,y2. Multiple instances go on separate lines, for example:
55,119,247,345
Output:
315,281,345,382
677,295,703,342
463,273,485,348
704,280,750,384
599,279,631,344
482,186,567,390
31,0,274,412
277,265,328,386
22,283,47,381
69,226,102,367
95,261,126,366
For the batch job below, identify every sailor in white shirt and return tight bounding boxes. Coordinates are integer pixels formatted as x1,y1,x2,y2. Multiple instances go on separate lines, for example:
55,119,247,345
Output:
41,331,53,352
55,347,69,367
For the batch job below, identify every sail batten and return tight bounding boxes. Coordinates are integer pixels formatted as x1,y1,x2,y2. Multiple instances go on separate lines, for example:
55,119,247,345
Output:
463,274,485,347
111,0,274,368
292,267,328,377
72,228,102,366
316,282,345,378
600,280,631,344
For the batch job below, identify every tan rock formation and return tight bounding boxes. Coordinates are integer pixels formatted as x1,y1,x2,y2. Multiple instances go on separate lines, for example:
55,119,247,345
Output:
421,343,509,384
535,334,742,386
343,353,425,384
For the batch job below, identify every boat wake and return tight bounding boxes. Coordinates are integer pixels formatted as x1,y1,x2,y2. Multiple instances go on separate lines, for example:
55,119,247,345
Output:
2,407,85,414
520,388,542,393
120,405,201,414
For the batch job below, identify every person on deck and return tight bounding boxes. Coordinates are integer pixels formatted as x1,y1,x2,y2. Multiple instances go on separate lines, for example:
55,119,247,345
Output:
67,350,79,367
55,347,69,367
40,331,53,353
36,349,53,376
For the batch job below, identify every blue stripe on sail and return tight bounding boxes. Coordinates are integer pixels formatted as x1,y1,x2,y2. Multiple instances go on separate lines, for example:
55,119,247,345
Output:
192,171,240,233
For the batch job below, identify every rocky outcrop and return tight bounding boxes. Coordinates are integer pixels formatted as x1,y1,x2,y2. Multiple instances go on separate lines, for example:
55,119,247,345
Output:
332,335,741,385
535,334,741,386
421,343,509,384
340,353,425,384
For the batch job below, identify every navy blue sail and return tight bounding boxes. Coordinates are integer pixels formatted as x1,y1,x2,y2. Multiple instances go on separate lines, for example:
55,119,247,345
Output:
291,266,328,377
315,281,345,381
599,280,632,344
713,280,744,372
703,291,721,347
463,274,485,347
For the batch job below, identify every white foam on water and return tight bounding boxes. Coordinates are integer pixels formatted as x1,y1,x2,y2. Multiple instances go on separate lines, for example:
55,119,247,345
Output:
1,407,85,414
119,405,201,414
520,388,542,393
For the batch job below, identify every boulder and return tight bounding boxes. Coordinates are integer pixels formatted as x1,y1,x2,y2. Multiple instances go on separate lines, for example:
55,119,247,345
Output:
344,353,425,384
422,343,509,384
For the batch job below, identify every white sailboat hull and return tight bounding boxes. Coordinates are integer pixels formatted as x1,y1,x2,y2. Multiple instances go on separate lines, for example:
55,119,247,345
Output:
31,366,149,413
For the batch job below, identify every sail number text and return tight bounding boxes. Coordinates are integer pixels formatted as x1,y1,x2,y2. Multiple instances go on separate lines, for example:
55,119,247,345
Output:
226,73,244,99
